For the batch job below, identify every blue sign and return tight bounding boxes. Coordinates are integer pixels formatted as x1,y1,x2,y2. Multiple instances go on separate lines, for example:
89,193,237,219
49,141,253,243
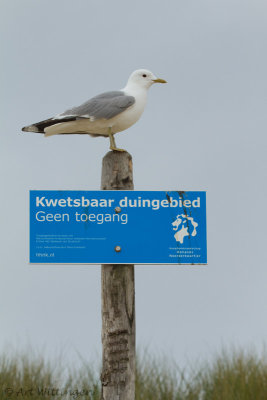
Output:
29,191,207,264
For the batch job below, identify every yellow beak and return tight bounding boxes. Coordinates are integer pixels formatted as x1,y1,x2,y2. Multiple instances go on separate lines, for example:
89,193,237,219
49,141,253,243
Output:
153,78,167,84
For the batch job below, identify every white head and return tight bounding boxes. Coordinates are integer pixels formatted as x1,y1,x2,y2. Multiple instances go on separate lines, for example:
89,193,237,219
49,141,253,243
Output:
126,69,167,90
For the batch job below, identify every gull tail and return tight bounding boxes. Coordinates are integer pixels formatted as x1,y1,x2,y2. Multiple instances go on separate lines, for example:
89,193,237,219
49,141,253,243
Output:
21,116,79,134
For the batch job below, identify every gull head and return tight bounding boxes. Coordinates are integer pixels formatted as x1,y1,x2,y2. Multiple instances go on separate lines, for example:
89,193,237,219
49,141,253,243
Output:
126,69,167,90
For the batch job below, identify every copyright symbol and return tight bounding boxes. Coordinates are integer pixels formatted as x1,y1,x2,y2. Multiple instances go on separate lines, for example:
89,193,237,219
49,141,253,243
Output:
4,387,13,397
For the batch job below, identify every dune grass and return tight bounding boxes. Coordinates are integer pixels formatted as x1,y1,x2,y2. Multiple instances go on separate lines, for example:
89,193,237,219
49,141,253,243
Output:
0,348,267,399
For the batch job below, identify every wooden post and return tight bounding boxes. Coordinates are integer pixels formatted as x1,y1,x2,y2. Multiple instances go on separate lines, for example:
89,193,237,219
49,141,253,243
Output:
100,151,135,400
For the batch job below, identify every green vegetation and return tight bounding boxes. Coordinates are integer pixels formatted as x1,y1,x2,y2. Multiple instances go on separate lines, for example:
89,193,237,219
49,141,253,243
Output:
1,348,267,399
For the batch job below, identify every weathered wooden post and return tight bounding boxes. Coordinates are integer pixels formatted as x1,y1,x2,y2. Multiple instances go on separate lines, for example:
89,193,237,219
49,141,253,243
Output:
100,151,135,400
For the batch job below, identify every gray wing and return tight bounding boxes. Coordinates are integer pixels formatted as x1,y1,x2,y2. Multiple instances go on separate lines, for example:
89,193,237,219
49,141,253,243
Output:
59,91,135,120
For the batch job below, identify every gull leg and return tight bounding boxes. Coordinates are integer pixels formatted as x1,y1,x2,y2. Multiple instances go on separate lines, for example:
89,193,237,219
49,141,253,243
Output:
108,128,126,152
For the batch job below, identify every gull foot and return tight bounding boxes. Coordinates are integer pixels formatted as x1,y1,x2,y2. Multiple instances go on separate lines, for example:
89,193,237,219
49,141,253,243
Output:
110,146,126,152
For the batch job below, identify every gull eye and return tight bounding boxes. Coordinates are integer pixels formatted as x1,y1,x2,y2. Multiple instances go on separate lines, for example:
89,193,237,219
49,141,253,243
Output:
142,74,147,78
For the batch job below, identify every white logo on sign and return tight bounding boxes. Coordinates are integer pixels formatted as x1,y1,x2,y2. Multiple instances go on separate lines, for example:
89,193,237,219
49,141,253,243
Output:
172,214,198,244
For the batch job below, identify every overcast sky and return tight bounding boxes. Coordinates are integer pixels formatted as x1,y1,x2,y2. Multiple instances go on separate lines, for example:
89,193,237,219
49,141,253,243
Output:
1,0,267,368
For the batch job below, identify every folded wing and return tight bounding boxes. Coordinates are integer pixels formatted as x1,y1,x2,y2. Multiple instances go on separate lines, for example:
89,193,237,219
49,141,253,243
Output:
22,91,135,133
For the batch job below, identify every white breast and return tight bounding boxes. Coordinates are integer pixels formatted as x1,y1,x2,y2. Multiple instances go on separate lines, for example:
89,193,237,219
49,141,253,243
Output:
110,86,148,133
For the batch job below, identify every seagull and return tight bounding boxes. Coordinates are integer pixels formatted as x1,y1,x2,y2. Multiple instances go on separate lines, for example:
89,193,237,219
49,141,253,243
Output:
22,69,167,151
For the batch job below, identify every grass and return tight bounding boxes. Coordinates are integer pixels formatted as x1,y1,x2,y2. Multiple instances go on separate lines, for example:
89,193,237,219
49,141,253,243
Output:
0,348,267,399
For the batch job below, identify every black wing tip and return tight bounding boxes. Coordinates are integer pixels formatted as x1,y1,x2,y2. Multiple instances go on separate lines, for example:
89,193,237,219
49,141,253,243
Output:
21,116,81,134
21,125,43,133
